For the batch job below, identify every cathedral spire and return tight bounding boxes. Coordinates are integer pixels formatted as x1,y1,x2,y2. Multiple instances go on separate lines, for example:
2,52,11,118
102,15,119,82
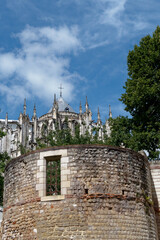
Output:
58,84,64,97
97,107,101,124
33,104,36,117
53,93,58,111
5,112,8,126
109,105,112,118
85,96,89,112
98,107,100,120
23,98,26,115
85,96,88,106
79,101,82,114
52,93,58,119
53,94,56,105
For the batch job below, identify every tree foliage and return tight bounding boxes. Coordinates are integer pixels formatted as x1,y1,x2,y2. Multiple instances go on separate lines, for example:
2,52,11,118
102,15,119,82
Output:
0,152,10,205
107,117,154,154
0,130,10,205
116,26,160,159
107,117,133,147
36,122,106,149
0,130,5,139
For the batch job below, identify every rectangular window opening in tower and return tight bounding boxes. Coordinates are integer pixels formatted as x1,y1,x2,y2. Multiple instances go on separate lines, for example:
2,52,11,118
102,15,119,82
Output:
46,156,61,196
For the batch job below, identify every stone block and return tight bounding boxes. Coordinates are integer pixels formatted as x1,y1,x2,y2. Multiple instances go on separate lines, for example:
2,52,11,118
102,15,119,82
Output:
61,175,68,181
61,163,68,170
38,189,46,197
61,169,70,175
37,172,46,178
61,188,67,195
61,157,69,164
41,195,65,201
38,177,45,184
36,183,45,191
37,159,45,166
61,181,70,188
40,149,68,159
39,166,46,172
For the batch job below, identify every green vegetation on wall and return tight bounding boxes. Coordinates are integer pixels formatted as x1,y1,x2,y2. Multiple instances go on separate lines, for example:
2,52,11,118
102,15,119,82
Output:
36,123,107,149
0,130,10,205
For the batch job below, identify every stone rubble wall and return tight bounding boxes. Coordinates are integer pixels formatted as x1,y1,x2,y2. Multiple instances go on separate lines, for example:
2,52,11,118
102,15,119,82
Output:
2,145,158,240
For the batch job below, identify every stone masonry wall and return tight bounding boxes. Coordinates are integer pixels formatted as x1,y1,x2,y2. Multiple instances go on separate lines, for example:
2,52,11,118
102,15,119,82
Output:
2,145,158,240
150,161,160,239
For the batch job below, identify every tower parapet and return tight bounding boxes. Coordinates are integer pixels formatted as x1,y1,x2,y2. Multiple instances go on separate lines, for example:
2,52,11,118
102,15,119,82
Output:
2,145,158,239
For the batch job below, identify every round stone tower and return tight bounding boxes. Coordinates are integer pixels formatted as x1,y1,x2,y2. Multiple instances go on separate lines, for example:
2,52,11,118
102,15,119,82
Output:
2,145,158,239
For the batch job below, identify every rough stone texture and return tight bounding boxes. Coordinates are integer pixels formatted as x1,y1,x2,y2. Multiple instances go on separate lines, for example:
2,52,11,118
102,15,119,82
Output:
2,145,158,240
150,161,160,239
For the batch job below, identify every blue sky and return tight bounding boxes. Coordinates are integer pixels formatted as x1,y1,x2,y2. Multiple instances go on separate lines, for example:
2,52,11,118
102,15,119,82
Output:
0,0,160,122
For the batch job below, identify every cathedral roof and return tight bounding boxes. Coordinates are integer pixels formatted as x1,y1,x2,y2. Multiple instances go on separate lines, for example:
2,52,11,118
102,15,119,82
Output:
48,97,75,113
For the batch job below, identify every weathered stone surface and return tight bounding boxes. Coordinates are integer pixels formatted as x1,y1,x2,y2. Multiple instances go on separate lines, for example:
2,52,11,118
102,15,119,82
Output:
150,161,160,240
2,145,158,240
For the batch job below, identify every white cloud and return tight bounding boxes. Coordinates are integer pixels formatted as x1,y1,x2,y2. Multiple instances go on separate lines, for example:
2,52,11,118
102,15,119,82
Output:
0,84,30,104
73,0,151,43
0,53,23,77
0,25,82,104
18,25,81,55
88,40,109,50
97,0,153,38
100,0,126,27
132,18,150,31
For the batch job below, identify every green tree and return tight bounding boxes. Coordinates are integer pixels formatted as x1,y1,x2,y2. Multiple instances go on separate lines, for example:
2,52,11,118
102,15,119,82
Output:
0,152,10,205
107,117,133,147
0,130,5,138
0,129,10,205
119,26,160,158
107,117,147,152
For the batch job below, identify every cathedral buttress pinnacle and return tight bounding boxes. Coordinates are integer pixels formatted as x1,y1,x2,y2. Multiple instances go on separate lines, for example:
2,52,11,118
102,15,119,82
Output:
79,101,82,114
85,96,89,113
109,105,112,118
53,94,56,105
97,107,101,125
5,112,8,126
33,104,37,118
98,107,100,120
23,98,26,115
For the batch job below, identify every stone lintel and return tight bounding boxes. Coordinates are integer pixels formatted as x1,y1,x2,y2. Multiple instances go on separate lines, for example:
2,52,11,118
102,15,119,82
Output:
41,195,65,201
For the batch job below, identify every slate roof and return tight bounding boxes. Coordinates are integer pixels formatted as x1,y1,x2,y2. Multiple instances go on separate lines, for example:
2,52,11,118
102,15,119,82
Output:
48,97,75,113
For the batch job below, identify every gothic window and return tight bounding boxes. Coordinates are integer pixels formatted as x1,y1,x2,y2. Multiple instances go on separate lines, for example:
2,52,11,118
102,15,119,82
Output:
49,122,53,130
62,119,68,129
41,121,48,136
46,156,61,196
37,126,40,135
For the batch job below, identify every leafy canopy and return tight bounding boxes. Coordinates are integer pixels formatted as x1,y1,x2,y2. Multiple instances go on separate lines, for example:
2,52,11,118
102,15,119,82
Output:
121,26,160,122
117,26,160,159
